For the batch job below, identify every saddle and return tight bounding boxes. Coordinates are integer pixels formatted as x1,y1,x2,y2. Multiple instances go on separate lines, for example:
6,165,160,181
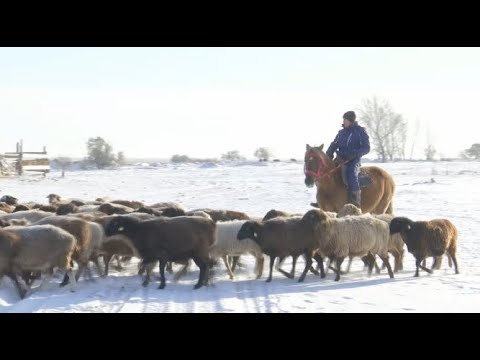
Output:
342,170,372,188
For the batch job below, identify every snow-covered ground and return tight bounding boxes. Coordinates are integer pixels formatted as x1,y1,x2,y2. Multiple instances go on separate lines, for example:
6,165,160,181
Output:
0,160,479,313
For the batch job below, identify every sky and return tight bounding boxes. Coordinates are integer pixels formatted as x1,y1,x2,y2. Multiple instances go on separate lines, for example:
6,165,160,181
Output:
0,47,479,160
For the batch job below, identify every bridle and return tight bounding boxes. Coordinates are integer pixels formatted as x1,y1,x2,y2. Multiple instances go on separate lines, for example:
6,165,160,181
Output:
304,149,347,179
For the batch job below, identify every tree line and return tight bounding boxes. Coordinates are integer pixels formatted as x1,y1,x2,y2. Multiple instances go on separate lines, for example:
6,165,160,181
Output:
53,96,480,171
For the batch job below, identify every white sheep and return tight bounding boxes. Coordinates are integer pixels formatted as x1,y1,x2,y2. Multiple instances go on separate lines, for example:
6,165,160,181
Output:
302,209,394,281
211,220,264,280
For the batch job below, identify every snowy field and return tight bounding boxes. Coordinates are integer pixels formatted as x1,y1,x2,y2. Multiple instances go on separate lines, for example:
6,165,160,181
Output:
0,159,479,313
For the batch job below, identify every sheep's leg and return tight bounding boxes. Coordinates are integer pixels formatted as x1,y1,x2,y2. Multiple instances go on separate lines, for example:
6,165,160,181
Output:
278,255,297,279
447,253,453,268
266,256,276,283
379,255,394,278
432,256,443,270
230,256,240,272
391,251,399,273
60,273,70,287
166,261,173,274
399,249,405,271
414,259,421,277
142,262,152,287
66,268,76,292
37,269,54,292
289,255,298,279
374,259,381,274
275,256,286,271
313,254,325,278
334,257,344,282
158,260,167,289
192,257,207,290
103,253,114,277
222,255,235,280
419,261,433,274
255,254,264,279
91,256,104,278
113,255,123,271
416,258,432,275
75,263,87,282
324,257,330,274
450,252,459,274
173,262,190,282
7,272,28,299
298,255,313,282
346,256,353,273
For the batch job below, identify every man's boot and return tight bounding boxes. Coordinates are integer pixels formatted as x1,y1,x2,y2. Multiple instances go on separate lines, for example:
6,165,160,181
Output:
348,190,362,208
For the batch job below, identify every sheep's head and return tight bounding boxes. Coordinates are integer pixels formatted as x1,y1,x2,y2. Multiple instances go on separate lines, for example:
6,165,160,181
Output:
302,209,328,227
0,195,19,206
161,207,186,217
337,203,362,217
262,209,283,221
13,204,30,212
105,217,129,236
47,193,61,204
389,217,413,235
237,221,260,241
56,203,77,215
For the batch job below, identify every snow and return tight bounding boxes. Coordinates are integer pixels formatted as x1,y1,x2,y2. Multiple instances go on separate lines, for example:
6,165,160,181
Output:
0,160,479,313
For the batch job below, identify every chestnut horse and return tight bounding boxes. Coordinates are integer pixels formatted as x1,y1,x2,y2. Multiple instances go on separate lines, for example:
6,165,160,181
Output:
304,144,395,214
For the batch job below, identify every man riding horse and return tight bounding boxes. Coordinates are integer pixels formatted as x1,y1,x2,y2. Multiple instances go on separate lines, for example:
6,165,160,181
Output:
325,111,370,208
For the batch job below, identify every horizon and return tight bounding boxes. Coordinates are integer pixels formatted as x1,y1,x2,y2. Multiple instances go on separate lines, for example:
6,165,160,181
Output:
1,47,479,160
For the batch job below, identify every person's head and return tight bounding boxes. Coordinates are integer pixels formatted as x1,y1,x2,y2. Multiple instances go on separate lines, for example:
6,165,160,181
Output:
342,111,356,128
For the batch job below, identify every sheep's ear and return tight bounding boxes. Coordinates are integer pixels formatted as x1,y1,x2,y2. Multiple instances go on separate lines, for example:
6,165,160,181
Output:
319,144,324,151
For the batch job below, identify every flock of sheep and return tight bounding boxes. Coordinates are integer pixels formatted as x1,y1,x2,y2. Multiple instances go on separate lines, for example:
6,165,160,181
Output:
0,193,459,300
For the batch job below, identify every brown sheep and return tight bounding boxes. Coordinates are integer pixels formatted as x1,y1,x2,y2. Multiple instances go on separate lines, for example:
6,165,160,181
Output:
98,203,133,215
237,217,323,283
13,204,31,212
33,216,92,285
187,208,250,222
111,200,145,209
389,217,459,276
0,225,77,299
56,203,78,215
105,216,215,289
262,209,302,221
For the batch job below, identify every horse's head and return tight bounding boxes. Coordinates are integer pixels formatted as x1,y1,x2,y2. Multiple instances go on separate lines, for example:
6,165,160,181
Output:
304,144,333,187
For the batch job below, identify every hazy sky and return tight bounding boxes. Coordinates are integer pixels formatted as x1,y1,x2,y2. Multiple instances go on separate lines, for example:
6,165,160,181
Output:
0,47,478,160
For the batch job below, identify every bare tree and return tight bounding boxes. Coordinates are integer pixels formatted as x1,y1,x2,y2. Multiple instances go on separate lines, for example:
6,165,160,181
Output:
357,96,408,162
221,150,245,161
117,151,126,165
55,157,72,178
463,143,480,160
424,145,436,160
409,118,421,160
254,147,273,161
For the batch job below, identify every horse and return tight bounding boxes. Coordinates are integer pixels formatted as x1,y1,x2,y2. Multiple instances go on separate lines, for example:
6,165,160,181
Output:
304,144,395,214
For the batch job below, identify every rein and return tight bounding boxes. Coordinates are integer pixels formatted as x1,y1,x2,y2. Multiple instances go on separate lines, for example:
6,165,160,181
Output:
304,150,348,179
